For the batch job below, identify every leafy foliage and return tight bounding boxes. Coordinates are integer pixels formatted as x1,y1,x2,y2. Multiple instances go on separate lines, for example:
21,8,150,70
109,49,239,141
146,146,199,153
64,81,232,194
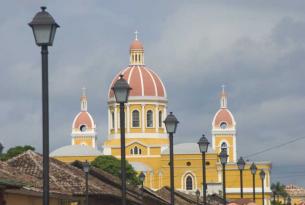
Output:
271,182,289,205
0,145,35,161
91,155,140,185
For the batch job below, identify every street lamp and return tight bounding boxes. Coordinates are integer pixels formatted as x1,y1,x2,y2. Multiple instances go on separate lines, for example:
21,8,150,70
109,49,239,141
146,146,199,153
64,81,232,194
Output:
287,196,291,205
83,160,90,205
139,172,146,189
196,189,201,205
237,157,246,198
164,112,179,205
139,172,146,203
260,170,266,205
0,143,3,155
197,134,209,205
29,7,59,205
218,149,228,205
112,74,131,205
250,162,257,202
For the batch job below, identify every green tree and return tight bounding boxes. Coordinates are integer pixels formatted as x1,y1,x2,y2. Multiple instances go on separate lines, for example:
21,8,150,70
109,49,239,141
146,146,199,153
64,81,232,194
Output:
0,145,35,161
271,182,289,205
91,155,140,185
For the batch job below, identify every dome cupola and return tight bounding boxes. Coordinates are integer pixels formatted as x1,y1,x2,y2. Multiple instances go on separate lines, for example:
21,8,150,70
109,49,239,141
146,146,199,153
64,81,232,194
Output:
71,88,97,148
129,31,144,65
212,86,236,130
108,33,167,101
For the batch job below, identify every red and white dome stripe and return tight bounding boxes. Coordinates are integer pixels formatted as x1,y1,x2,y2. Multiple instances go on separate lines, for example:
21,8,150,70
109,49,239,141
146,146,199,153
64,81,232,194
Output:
108,65,167,98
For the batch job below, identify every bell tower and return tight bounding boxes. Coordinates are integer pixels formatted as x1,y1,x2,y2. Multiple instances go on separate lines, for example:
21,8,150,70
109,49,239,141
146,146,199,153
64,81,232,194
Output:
71,88,97,149
212,86,237,162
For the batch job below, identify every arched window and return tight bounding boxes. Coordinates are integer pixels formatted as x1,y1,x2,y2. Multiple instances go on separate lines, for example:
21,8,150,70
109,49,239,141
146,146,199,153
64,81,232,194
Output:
139,148,142,155
186,176,193,190
221,142,227,151
111,112,115,129
147,110,153,128
130,149,133,154
159,111,162,128
134,146,138,155
132,110,140,127
80,125,86,132
220,122,227,129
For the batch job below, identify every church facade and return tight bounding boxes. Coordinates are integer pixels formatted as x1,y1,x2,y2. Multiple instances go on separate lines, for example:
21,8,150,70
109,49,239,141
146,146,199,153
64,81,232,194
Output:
51,36,272,205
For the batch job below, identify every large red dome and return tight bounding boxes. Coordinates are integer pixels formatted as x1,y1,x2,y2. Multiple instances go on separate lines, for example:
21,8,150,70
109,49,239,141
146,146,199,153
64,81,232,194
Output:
108,65,166,99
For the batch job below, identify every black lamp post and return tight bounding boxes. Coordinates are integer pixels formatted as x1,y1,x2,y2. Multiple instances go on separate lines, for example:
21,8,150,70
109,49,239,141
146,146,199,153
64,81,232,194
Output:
250,162,257,202
237,157,246,198
271,186,276,205
287,196,291,205
197,134,209,205
139,172,146,203
139,172,146,189
164,112,179,205
260,170,266,205
0,143,3,155
29,7,59,205
196,189,201,205
83,160,90,205
112,74,131,205
218,149,228,205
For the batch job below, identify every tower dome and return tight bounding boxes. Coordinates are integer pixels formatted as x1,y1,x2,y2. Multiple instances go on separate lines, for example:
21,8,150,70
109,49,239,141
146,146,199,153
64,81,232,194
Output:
71,88,97,148
72,88,95,130
212,87,236,129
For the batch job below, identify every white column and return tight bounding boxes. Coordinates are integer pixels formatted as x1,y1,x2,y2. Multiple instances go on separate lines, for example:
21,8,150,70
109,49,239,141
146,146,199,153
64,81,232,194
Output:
114,104,118,133
142,104,145,132
163,105,167,130
127,104,130,133
155,104,158,132
108,108,111,135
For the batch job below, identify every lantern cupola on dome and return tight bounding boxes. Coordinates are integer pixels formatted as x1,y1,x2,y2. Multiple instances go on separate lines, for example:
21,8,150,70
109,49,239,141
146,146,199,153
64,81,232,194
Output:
129,31,144,65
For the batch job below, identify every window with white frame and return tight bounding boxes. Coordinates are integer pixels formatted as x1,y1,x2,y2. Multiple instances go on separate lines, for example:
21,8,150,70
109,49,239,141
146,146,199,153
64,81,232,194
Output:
132,110,140,127
147,110,153,128
131,146,142,155
221,142,228,152
186,176,193,190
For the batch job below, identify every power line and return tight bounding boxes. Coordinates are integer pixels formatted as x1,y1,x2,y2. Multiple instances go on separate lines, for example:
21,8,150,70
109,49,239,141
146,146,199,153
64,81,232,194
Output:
245,135,305,158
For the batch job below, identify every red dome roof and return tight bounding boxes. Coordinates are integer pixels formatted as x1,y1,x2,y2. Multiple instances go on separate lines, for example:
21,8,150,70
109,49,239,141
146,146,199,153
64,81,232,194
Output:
130,39,144,50
108,65,166,99
212,108,235,128
72,111,95,129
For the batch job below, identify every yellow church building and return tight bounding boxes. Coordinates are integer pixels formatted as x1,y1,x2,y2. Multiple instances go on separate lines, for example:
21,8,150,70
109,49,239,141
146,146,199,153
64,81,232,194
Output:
51,36,272,205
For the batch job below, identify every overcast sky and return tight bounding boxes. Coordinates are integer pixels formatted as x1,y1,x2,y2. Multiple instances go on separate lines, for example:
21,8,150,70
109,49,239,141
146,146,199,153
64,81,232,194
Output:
1,0,305,186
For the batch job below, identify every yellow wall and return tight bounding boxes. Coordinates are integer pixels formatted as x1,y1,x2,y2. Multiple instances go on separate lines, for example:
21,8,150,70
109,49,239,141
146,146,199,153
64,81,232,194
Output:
214,135,235,162
4,192,80,205
53,155,98,163
73,138,94,147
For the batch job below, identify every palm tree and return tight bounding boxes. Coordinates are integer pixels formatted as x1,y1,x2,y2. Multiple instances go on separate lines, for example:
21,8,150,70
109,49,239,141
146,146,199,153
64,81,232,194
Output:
271,182,289,204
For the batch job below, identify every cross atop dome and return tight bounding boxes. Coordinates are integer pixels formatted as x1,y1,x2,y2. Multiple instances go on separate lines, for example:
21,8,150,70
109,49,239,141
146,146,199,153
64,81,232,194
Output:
134,30,139,40
80,87,88,111
221,84,226,93
129,33,144,65
220,85,228,108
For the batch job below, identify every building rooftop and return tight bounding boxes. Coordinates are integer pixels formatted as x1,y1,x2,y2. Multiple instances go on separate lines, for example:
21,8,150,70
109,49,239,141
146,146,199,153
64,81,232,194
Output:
50,144,102,157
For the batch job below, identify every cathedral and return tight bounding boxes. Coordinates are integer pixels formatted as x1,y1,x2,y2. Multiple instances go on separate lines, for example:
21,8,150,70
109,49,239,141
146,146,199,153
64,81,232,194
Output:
50,36,272,205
